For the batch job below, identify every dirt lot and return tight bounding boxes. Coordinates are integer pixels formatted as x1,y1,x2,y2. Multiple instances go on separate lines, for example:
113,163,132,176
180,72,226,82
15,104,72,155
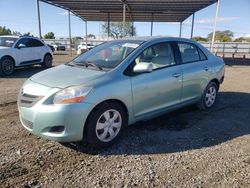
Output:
0,55,250,188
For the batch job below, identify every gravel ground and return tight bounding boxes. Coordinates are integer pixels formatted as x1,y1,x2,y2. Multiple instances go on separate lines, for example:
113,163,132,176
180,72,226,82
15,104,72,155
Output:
0,55,250,188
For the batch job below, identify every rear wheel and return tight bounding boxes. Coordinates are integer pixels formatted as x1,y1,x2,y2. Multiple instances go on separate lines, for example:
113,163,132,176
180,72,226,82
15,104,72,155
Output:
0,57,15,76
42,54,52,68
85,102,127,148
198,82,218,110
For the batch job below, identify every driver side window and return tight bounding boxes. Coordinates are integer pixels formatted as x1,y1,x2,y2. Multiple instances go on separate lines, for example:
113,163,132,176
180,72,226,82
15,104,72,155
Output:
135,42,175,70
15,38,29,48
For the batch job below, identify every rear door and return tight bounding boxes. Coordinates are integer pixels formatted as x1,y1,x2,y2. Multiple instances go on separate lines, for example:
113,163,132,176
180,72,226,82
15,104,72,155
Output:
176,42,212,102
29,38,45,63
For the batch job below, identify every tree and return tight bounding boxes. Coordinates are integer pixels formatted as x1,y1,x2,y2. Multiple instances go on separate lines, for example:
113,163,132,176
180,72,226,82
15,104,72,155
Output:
87,34,96,39
234,37,245,42
102,22,136,39
23,32,34,37
193,36,208,42
44,32,55,39
0,26,12,35
12,31,22,36
207,30,234,42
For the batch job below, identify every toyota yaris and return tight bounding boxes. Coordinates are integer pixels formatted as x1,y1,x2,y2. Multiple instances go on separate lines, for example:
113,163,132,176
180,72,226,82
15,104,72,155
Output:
18,37,225,147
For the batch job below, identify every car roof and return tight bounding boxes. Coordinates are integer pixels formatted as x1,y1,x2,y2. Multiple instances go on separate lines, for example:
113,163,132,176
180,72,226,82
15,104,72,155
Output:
0,35,20,38
121,36,198,44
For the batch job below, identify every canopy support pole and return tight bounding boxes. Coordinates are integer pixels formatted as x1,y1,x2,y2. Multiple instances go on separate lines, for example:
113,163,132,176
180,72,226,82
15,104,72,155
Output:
190,13,195,39
108,13,110,39
123,3,126,37
179,22,182,38
211,0,220,53
85,20,88,51
36,0,42,38
68,10,72,56
131,22,134,36
150,13,153,36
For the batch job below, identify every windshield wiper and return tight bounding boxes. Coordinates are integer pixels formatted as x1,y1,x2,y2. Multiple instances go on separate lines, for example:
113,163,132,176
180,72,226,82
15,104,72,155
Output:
74,61,103,71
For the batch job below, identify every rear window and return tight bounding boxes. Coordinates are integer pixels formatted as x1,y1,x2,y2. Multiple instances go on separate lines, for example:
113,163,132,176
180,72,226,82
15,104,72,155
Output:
178,42,207,63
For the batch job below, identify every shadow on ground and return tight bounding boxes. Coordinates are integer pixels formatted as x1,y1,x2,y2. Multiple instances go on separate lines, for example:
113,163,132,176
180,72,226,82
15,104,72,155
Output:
224,58,250,66
3,66,51,79
63,91,250,155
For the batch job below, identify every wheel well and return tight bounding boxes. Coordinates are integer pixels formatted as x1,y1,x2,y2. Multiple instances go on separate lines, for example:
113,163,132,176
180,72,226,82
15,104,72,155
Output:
82,99,129,140
92,99,128,118
0,55,15,66
210,78,220,89
44,53,53,61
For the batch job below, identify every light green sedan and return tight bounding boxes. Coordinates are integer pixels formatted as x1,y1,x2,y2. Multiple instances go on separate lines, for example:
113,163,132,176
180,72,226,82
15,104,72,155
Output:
18,37,225,147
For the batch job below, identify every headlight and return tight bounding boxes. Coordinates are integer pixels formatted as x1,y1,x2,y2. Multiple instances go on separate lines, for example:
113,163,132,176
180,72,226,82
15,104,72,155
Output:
53,86,92,104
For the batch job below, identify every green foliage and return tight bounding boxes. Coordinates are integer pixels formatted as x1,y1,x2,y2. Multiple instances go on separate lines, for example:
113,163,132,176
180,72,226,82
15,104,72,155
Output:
233,37,246,42
0,26,12,35
87,34,96,39
193,36,208,42
102,22,136,39
207,30,234,42
23,32,34,37
44,32,55,39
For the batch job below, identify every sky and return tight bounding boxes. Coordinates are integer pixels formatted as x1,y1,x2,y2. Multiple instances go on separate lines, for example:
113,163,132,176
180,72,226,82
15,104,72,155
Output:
0,0,250,39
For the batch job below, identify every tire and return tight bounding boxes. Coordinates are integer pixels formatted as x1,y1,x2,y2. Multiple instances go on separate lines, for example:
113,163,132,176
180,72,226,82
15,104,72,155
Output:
198,82,218,110
0,57,15,76
85,102,127,148
42,54,53,68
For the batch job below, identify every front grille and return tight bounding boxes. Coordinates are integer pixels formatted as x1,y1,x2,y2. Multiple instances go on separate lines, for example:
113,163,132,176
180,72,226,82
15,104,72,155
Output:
21,117,33,129
18,92,43,107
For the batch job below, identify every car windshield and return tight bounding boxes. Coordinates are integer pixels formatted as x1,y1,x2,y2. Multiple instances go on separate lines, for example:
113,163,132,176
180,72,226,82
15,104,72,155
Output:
69,40,143,70
0,37,18,47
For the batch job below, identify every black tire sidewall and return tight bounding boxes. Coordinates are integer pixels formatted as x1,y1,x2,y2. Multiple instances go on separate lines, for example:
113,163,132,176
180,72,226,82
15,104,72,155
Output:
0,57,15,76
43,54,52,68
85,102,127,148
199,82,218,110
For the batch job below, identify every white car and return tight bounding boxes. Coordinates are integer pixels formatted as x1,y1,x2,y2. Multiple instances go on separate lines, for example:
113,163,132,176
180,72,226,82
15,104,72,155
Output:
77,42,95,54
0,35,53,76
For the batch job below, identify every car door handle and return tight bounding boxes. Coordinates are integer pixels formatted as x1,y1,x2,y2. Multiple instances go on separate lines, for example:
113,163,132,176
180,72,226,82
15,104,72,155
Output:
204,67,209,71
172,73,182,78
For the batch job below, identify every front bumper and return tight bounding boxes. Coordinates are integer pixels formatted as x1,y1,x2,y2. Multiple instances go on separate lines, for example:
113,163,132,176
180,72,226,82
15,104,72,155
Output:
19,102,94,142
18,80,95,142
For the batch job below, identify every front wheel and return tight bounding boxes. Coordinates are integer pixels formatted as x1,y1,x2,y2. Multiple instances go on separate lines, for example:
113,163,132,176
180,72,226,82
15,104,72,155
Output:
42,54,52,68
0,57,15,76
198,82,218,110
85,102,127,148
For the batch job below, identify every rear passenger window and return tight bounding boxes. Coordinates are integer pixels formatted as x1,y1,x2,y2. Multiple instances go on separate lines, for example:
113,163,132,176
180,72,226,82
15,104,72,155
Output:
29,39,44,47
198,48,207,61
178,43,202,63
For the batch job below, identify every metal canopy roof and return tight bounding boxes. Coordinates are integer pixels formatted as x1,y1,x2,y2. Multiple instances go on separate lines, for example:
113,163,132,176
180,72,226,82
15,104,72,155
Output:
41,0,217,22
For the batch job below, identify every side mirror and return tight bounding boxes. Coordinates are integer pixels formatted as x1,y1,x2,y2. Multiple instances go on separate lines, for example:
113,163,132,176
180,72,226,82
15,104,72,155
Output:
17,44,26,49
133,62,153,73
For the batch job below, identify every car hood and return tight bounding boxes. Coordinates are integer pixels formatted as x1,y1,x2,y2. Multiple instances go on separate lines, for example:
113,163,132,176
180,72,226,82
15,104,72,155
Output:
30,64,106,88
0,46,10,50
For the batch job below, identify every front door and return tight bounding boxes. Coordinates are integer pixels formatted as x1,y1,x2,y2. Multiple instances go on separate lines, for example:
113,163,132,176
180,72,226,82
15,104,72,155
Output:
130,42,182,118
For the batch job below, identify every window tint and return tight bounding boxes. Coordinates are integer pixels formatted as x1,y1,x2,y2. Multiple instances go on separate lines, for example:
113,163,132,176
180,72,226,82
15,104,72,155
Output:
28,39,44,47
198,48,207,61
135,42,175,70
178,43,200,63
15,38,30,48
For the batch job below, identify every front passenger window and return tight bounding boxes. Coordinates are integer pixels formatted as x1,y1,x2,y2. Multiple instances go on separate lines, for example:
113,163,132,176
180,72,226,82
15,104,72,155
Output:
135,43,175,70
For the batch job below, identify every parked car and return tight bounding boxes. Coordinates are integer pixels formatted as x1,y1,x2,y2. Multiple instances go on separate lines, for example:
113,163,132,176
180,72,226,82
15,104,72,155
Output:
18,37,225,148
47,44,55,52
77,42,95,54
51,43,66,51
0,35,53,76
